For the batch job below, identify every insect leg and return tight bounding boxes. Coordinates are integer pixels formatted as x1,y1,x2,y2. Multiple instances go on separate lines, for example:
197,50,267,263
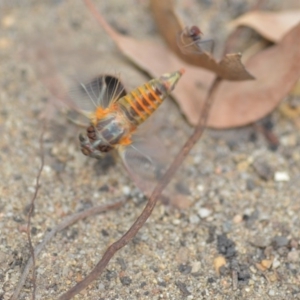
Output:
79,133,104,159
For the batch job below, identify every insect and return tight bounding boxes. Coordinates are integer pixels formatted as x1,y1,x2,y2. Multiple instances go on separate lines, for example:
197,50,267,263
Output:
78,69,184,160
64,69,185,197
178,25,214,55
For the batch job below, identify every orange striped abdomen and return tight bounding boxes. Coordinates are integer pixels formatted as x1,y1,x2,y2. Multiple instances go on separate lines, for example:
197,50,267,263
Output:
117,70,184,126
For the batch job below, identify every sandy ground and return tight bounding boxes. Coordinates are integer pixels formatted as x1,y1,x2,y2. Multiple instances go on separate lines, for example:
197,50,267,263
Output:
1,0,300,299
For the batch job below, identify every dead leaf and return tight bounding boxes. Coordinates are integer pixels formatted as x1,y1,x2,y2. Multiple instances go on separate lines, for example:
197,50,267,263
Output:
209,22,300,128
230,10,300,43
150,0,253,81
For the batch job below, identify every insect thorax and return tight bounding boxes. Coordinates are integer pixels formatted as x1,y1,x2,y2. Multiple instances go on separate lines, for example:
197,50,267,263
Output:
90,113,131,150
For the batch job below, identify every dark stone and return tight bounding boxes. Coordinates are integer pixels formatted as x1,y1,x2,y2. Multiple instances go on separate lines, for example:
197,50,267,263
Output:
217,234,236,258
253,160,273,181
120,276,132,286
105,270,117,281
272,236,289,249
101,229,109,237
178,264,192,275
207,277,215,284
175,281,191,296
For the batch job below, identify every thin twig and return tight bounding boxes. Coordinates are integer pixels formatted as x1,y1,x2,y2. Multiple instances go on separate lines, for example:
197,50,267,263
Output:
10,198,125,300
26,121,46,300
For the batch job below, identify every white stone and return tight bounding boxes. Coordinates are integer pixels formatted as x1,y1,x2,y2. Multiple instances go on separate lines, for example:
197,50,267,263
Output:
198,208,212,219
122,185,131,196
272,258,281,269
274,171,290,182
268,289,276,296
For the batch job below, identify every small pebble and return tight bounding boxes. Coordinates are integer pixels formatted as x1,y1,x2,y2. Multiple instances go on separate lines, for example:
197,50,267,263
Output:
222,221,232,233
252,160,273,181
122,186,131,196
268,289,276,296
233,214,243,224
197,184,204,192
248,279,255,285
193,156,201,164
176,247,190,264
98,283,105,290
120,276,132,286
172,219,181,225
268,273,278,282
287,250,299,262
178,264,192,274
290,239,298,249
214,256,226,275
175,281,191,296
189,214,200,224
251,236,270,248
272,236,289,248
272,258,281,269
261,259,273,269
198,207,212,219
191,261,201,274
0,251,7,264
274,171,290,182
280,134,297,146
43,165,52,174
246,178,256,190
27,186,36,193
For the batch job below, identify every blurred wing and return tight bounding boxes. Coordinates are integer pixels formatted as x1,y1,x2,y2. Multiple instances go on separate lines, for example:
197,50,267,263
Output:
22,41,126,125
119,137,190,209
118,136,190,206
68,74,126,111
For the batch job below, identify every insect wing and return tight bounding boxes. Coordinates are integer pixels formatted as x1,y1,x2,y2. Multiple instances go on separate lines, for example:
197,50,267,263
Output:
23,40,126,125
68,74,126,112
118,137,168,198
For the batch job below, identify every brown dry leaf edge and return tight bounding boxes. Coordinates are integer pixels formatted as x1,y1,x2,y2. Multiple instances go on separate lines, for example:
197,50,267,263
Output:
211,22,300,128
85,1,300,128
230,10,300,43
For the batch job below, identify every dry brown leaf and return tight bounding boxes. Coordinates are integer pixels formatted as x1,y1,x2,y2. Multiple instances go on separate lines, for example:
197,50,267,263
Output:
230,10,300,43
150,0,254,81
209,22,300,128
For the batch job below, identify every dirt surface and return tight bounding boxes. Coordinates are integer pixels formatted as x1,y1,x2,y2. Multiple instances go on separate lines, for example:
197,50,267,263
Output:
1,1,300,299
